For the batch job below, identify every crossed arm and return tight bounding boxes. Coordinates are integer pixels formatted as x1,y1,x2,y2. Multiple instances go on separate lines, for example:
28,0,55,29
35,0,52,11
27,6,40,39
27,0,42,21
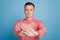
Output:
18,23,39,37
14,21,46,37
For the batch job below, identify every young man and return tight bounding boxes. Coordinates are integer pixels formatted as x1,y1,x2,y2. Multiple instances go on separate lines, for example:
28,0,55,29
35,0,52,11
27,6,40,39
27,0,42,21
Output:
14,2,46,40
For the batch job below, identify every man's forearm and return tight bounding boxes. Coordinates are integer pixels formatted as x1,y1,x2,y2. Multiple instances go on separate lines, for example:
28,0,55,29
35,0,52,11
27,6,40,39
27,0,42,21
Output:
22,26,39,37
27,26,39,36
18,31,26,37
21,24,39,37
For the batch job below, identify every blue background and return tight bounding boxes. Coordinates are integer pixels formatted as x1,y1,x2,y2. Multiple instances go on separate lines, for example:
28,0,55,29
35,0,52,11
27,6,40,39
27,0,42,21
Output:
0,0,60,40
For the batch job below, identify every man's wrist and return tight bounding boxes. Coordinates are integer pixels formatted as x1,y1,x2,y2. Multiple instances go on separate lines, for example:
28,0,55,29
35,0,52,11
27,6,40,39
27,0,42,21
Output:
18,31,26,37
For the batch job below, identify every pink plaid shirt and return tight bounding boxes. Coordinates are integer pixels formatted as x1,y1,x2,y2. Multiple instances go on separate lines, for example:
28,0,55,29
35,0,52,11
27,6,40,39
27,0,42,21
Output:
14,18,46,40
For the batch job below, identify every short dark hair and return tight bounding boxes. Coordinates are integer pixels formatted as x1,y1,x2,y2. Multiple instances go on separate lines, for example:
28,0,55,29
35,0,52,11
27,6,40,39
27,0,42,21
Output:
24,2,35,8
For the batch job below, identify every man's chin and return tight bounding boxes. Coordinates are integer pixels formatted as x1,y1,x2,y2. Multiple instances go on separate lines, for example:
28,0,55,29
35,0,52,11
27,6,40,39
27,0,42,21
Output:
27,16,33,18
27,17,31,18
26,16,31,17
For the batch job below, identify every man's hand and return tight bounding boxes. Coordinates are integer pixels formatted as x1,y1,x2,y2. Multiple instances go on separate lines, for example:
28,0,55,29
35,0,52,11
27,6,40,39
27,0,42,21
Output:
18,31,26,37
21,23,39,37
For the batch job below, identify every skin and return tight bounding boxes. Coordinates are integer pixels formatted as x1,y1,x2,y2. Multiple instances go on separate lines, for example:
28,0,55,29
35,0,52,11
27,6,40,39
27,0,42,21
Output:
18,5,38,37
24,5,34,20
21,23,39,37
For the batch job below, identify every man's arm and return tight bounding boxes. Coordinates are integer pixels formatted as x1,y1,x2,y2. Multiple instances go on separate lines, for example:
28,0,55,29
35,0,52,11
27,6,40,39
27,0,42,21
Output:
37,21,46,37
14,20,26,37
21,23,39,37
18,31,26,37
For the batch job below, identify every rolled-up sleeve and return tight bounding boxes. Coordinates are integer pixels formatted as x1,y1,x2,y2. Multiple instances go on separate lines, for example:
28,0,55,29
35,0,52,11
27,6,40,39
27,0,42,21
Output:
37,21,46,37
14,20,22,37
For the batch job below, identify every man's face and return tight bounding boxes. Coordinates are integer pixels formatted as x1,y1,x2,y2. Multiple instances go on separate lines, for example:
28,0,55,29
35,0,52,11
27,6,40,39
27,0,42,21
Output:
24,5,34,18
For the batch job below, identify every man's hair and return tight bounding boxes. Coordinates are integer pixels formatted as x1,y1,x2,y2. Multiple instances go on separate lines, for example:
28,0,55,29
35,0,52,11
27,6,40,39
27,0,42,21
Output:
24,2,35,8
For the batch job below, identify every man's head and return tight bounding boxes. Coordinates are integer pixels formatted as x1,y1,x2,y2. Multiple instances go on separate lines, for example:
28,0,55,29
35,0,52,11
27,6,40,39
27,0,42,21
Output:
24,2,35,18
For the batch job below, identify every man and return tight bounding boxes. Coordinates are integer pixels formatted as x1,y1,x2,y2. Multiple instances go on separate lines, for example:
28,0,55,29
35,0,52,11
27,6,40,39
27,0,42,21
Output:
14,2,46,40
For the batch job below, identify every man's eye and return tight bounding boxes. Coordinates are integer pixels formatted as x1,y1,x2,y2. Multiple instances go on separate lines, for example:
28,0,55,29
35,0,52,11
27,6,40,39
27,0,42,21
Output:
26,9,28,11
30,9,32,11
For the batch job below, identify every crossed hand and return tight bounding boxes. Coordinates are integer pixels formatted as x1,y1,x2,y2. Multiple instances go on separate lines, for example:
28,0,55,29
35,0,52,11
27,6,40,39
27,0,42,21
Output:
18,23,38,37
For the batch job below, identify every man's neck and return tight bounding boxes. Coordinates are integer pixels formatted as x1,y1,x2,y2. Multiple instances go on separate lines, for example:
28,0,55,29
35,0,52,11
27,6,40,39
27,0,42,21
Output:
26,17,33,21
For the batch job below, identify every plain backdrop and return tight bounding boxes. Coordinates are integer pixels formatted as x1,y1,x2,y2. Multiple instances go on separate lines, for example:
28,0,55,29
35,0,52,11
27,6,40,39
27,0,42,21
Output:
0,0,60,40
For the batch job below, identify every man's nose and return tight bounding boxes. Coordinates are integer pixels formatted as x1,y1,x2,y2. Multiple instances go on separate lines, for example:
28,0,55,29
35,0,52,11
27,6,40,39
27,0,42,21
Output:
28,10,30,13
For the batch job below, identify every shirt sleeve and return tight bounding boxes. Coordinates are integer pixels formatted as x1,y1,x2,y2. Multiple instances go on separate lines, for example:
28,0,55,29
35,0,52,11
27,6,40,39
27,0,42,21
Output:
14,20,22,37
37,21,46,37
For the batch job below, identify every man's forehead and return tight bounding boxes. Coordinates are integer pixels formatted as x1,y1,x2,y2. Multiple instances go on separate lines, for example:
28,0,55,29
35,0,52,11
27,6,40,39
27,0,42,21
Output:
25,5,34,9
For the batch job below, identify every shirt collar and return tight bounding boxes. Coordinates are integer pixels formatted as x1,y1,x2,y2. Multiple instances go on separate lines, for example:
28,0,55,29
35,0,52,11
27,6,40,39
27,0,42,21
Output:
24,17,34,23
